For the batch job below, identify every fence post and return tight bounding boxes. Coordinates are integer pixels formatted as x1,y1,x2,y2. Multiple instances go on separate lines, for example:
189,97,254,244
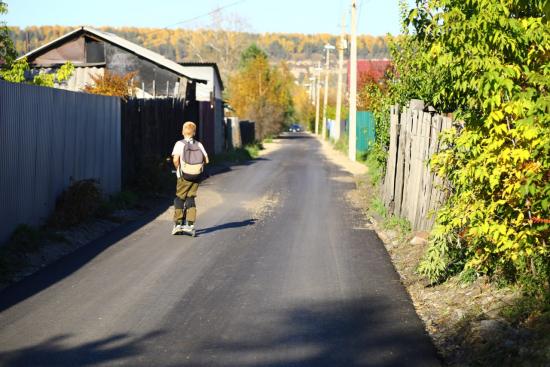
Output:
383,105,400,212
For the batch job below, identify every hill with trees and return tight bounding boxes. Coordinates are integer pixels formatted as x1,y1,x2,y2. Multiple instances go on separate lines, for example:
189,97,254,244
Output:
9,25,389,80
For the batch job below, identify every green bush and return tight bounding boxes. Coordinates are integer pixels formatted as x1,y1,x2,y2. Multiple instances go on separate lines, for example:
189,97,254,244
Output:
212,143,264,164
361,0,550,287
404,0,550,284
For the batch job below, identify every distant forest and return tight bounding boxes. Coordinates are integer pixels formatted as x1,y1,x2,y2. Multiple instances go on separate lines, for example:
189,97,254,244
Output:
9,26,390,69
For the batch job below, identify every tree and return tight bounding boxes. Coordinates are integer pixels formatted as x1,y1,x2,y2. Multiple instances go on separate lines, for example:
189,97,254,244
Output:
293,86,315,131
0,57,74,87
0,1,16,66
239,43,267,68
394,0,550,284
83,71,137,100
0,3,74,85
227,45,294,140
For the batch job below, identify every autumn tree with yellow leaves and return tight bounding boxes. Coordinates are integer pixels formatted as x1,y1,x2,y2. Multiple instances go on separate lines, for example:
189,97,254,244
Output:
226,44,295,140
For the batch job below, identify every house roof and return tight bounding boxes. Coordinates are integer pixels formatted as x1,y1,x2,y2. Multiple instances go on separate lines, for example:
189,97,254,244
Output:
179,62,224,90
19,26,205,82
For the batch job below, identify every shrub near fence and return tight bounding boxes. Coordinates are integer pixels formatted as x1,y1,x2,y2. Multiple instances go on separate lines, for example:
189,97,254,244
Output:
382,103,453,231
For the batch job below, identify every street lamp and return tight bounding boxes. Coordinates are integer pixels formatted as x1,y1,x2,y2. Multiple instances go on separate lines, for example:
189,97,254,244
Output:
322,43,335,139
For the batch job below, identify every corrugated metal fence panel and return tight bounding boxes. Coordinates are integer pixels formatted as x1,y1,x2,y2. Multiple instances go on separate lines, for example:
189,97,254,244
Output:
0,80,121,244
356,111,376,153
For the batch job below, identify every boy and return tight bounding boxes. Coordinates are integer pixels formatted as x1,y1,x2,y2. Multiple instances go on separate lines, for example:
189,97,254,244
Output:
171,121,209,235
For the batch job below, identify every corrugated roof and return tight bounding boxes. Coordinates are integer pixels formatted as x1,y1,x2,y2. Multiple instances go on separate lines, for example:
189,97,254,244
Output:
20,26,205,83
179,62,224,90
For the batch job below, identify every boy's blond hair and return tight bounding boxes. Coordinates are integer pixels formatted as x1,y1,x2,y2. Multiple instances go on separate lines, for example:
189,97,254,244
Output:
182,121,197,138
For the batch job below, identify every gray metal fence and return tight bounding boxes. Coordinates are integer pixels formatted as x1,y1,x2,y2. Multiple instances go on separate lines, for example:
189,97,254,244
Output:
0,80,121,243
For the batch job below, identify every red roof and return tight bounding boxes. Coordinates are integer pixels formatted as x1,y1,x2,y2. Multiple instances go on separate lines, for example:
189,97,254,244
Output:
347,59,392,88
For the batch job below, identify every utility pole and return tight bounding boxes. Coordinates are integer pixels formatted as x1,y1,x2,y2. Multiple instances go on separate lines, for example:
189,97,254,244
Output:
322,44,335,139
309,76,316,104
348,0,358,161
314,62,322,135
335,14,347,142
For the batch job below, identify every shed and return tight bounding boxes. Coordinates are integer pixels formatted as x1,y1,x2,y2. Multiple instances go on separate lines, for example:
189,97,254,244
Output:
19,26,203,98
179,62,225,154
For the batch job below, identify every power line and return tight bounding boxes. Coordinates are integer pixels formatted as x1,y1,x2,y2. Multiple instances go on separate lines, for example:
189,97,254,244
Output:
106,0,248,39
165,0,247,29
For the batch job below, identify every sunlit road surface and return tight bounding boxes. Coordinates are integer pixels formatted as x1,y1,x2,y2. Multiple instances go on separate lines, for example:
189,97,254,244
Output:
0,133,440,366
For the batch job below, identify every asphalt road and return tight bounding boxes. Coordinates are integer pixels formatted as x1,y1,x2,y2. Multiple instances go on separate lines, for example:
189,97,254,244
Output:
0,134,441,367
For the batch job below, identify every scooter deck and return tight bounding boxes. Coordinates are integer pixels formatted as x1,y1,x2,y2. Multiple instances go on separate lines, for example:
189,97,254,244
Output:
174,228,196,237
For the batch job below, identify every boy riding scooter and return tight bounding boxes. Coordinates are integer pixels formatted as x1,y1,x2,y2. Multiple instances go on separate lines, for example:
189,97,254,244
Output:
171,121,209,236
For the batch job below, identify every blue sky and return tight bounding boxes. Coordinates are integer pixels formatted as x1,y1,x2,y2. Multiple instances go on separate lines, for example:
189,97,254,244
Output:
4,0,413,36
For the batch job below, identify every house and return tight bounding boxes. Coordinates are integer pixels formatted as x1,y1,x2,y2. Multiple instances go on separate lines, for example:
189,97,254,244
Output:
19,26,202,98
179,62,225,154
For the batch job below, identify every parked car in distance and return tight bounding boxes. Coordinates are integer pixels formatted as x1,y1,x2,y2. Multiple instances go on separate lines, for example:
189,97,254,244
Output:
288,124,302,132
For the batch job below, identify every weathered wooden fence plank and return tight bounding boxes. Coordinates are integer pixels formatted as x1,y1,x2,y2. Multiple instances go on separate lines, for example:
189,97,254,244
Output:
381,102,454,233
383,105,400,210
393,107,409,217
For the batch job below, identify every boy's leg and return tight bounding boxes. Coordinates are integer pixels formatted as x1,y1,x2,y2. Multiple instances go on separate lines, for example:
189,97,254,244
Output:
173,196,185,224
173,179,194,224
185,182,200,224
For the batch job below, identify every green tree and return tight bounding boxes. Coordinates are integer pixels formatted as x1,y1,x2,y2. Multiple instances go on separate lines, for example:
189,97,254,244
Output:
0,57,74,87
0,1,16,66
227,44,294,139
395,0,550,283
239,43,267,68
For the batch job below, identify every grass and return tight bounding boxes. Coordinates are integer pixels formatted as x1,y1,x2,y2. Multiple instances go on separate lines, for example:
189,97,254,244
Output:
332,134,349,156
371,197,388,218
244,142,263,158
359,152,385,187
211,142,264,164
382,215,412,242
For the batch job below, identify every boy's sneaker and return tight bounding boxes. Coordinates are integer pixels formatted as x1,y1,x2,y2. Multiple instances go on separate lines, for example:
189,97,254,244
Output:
171,224,183,235
181,224,196,236
181,224,194,232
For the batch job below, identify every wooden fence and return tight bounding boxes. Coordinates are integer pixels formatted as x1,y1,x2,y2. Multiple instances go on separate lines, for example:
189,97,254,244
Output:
121,97,193,187
382,103,453,231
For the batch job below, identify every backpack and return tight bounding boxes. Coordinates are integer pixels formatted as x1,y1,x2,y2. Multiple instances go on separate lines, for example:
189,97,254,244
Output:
180,139,205,182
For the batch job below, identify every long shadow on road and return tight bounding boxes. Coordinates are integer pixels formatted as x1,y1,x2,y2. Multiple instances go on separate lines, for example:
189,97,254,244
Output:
196,219,257,236
0,331,165,367
0,297,441,366
0,201,171,313
185,296,441,367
